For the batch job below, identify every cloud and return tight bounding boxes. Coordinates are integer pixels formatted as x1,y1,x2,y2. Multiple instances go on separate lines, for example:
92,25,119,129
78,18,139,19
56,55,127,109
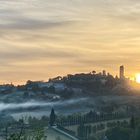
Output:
0,0,139,83
0,19,73,30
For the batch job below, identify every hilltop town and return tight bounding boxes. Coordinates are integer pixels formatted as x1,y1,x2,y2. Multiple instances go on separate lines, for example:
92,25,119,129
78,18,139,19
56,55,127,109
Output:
0,66,138,103
0,66,140,116
0,66,139,140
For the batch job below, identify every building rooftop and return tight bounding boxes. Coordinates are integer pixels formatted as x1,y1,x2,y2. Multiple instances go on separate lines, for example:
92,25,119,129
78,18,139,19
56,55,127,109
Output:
45,125,80,140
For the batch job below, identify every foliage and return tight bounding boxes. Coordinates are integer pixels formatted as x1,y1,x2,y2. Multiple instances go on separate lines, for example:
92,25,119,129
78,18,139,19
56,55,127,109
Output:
28,116,49,129
106,127,132,140
130,116,135,130
77,123,92,139
8,128,44,140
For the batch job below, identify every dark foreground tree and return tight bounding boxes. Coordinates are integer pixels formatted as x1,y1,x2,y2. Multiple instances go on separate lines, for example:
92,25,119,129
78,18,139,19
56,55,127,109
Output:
133,125,140,140
106,127,132,140
130,116,135,130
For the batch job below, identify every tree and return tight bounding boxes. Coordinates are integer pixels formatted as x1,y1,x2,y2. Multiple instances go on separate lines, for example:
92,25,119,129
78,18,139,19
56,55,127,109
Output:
56,136,61,140
77,123,92,139
106,127,132,140
130,116,135,130
78,123,85,138
48,86,55,93
23,91,29,98
92,71,96,75
49,108,56,126
134,125,140,140
103,136,109,140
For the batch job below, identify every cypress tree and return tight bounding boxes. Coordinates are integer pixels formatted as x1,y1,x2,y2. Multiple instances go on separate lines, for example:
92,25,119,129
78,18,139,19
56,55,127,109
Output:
49,108,56,126
130,115,135,130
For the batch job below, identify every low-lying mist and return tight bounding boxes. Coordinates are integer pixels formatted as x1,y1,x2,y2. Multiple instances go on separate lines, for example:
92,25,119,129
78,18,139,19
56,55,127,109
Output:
0,98,88,112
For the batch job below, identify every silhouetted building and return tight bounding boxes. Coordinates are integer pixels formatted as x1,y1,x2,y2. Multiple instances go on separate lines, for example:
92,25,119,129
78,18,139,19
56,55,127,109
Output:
120,65,125,79
103,70,106,76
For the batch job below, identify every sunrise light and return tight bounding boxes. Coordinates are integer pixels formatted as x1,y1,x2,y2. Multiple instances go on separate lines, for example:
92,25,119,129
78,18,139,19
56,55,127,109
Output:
136,74,140,84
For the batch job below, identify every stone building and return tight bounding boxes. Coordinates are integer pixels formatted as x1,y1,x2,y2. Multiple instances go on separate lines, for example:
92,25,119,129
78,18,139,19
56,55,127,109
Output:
45,126,80,140
45,108,80,140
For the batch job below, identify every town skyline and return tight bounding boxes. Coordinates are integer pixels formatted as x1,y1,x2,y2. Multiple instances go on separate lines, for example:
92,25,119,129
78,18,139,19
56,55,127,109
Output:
1,65,140,85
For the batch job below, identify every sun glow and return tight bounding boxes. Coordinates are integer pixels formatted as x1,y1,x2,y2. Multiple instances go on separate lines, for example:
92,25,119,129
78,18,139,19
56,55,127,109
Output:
136,74,140,84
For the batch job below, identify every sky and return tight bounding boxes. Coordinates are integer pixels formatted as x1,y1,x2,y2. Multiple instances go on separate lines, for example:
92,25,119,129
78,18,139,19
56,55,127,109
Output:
0,0,140,84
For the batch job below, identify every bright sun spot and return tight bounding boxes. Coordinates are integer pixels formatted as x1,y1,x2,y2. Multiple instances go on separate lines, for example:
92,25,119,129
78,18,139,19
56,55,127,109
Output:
136,74,140,83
